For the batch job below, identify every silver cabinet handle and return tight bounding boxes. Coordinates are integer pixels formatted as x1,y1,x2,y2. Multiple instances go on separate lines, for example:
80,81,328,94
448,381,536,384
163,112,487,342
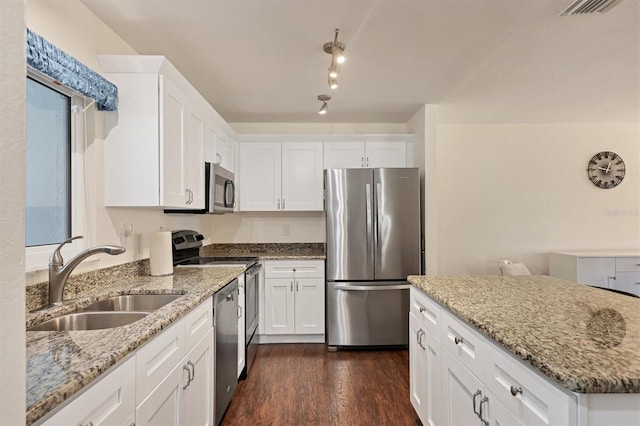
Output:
238,305,242,319
226,293,234,301
418,306,426,313
185,188,190,204
290,281,293,292
333,284,410,291
479,395,489,426
510,385,523,396
187,360,195,384
454,336,464,345
183,364,192,389
282,199,285,209
417,329,426,350
365,183,373,266
361,156,364,167
277,199,281,210
472,389,482,417
366,156,369,167
85,423,94,426
296,281,299,292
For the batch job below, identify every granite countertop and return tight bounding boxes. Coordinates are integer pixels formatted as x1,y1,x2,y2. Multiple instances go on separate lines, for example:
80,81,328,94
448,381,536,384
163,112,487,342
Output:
408,275,640,393
200,242,325,260
26,266,244,425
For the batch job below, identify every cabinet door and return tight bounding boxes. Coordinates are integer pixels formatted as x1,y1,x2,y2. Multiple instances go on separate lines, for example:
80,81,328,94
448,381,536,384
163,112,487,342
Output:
611,272,640,296
136,360,183,426
160,76,189,207
409,312,428,421
264,278,295,334
281,142,324,211
294,277,325,334
43,357,135,426
576,257,616,288
238,276,246,378
443,353,484,426
484,389,524,426
365,141,406,168
185,106,205,209
239,142,282,211
323,142,365,169
181,330,214,426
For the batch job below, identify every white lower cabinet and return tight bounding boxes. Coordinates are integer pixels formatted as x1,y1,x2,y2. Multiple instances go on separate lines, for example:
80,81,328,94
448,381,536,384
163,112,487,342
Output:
42,357,136,426
262,260,325,339
410,287,578,426
238,273,246,378
39,296,216,426
409,312,442,426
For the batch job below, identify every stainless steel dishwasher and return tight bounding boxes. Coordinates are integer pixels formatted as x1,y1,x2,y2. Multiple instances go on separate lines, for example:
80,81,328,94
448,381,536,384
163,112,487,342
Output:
213,279,239,425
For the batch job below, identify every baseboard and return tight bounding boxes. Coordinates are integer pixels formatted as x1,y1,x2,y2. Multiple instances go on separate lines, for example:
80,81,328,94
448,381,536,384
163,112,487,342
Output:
257,334,325,344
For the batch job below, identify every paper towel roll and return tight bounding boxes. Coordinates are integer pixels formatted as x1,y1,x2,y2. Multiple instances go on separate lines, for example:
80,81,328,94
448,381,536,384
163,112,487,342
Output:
149,231,173,276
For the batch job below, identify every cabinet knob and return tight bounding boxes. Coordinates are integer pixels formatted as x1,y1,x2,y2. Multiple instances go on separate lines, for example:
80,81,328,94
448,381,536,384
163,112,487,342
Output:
510,385,523,396
282,199,285,209
277,199,281,209
472,389,482,416
454,336,464,345
419,306,426,313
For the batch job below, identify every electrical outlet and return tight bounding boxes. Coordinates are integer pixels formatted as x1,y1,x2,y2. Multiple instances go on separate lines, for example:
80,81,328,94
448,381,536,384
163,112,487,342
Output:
283,224,291,237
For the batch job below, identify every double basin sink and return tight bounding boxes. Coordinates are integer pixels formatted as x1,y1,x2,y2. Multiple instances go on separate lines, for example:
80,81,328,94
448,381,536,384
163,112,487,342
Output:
28,294,183,332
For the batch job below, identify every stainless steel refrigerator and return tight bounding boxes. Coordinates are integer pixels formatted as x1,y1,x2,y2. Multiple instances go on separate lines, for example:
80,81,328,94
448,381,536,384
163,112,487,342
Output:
325,168,421,349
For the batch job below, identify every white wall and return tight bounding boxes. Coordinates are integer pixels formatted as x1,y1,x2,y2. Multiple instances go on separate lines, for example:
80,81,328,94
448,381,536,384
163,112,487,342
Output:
0,0,26,423
205,212,325,243
436,123,640,275
26,0,211,284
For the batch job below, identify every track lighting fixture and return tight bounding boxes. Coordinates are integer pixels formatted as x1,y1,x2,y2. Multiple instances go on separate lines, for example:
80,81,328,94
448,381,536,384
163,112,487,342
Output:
324,29,346,86
318,94,331,115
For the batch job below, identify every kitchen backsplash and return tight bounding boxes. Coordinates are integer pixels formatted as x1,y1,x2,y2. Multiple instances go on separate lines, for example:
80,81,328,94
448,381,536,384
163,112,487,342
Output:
200,242,325,257
26,260,150,312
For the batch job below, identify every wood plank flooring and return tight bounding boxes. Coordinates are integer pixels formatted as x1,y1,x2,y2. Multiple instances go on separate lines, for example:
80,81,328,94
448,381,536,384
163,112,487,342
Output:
222,344,420,426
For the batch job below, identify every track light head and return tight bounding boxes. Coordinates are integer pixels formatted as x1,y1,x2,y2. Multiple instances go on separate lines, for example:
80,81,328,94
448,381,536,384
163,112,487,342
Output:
317,94,331,115
328,75,338,90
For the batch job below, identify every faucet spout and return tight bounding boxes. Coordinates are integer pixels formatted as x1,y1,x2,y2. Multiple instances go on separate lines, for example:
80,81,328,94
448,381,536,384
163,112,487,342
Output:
47,236,126,305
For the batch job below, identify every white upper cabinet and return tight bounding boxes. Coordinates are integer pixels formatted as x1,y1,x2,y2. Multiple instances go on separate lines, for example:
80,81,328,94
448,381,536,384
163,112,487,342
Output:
239,142,323,211
98,55,234,209
323,141,407,169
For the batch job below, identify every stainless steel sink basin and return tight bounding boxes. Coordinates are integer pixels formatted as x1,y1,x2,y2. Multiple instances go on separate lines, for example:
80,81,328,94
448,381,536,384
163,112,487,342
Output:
27,312,149,331
82,294,182,312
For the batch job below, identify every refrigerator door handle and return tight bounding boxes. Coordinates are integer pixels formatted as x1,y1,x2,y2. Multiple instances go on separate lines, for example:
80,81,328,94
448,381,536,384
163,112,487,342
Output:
365,183,373,266
376,182,383,260
332,284,411,291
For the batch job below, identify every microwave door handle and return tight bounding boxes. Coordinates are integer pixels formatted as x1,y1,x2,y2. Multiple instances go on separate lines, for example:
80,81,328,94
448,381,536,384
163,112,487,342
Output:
228,180,236,208
224,180,234,208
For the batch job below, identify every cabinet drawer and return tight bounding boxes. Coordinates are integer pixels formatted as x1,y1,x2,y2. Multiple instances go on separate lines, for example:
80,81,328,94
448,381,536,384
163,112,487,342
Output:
441,310,486,382
264,260,324,279
610,272,640,296
485,342,574,425
136,320,185,403
410,287,441,341
616,257,640,272
42,356,136,426
184,297,213,352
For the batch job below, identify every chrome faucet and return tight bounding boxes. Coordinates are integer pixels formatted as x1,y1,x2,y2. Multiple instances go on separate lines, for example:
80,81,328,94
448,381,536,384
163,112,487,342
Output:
48,236,126,305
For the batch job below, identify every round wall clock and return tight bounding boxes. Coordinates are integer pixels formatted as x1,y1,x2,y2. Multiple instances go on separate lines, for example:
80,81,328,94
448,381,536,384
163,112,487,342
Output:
587,151,625,189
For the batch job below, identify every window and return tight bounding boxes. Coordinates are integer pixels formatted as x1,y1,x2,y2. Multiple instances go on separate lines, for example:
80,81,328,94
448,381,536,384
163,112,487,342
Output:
25,73,85,269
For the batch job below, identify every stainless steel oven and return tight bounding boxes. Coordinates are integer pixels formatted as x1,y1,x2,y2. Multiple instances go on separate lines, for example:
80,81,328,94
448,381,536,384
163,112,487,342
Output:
244,262,261,375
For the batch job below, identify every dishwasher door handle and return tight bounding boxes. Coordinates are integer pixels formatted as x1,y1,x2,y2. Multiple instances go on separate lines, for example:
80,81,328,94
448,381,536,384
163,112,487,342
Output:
332,284,411,291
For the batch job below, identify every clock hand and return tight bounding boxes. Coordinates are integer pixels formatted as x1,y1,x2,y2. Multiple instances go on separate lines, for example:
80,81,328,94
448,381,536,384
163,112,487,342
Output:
605,162,611,173
596,167,610,172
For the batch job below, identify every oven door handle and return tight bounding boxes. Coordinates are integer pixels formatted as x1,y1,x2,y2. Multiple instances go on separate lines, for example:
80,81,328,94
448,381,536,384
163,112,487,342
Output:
332,284,411,291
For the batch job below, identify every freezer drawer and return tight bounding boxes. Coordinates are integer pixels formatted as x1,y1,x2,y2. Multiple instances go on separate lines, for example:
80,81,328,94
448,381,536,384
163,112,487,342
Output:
327,281,410,348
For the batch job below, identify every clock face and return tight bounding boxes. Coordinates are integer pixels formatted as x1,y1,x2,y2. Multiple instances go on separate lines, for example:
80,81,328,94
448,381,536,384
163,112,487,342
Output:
587,151,625,189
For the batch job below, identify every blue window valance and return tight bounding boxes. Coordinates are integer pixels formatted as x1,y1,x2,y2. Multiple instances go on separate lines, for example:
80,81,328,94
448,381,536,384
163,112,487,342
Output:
26,29,118,111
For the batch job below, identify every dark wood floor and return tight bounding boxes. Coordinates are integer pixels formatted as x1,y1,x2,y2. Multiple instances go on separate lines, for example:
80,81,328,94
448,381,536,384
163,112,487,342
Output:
222,344,420,426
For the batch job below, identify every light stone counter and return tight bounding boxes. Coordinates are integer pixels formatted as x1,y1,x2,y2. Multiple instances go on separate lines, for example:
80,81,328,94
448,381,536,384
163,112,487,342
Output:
26,266,244,425
408,275,640,393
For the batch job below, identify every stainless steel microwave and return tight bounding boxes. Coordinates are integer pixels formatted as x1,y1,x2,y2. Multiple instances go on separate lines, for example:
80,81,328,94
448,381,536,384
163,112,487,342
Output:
164,162,235,214
207,162,235,213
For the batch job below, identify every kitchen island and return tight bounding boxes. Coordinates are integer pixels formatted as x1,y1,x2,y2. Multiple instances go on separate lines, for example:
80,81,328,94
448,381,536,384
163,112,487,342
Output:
26,266,244,425
408,274,640,426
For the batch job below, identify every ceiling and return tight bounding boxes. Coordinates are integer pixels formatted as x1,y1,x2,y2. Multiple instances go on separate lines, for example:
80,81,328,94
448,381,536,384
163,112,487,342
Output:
81,0,640,123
